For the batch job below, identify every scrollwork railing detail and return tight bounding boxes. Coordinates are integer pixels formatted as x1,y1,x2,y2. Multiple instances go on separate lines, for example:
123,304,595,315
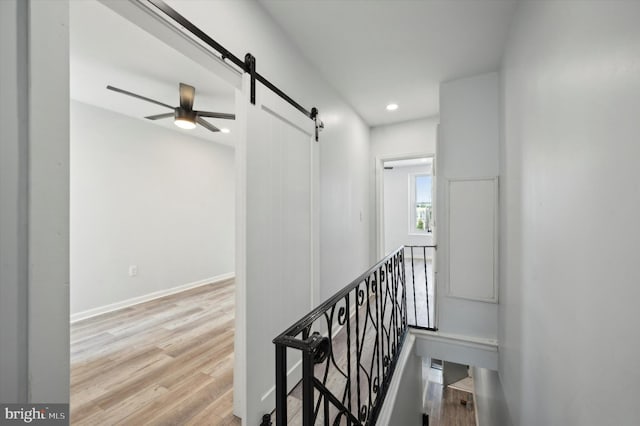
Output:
273,248,408,425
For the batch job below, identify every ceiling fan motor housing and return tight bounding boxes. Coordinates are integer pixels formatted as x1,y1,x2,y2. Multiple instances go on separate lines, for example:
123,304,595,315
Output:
174,108,196,123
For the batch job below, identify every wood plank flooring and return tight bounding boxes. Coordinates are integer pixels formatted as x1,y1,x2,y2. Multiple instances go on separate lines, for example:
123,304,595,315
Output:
71,274,453,425
423,361,477,426
70,279,239,425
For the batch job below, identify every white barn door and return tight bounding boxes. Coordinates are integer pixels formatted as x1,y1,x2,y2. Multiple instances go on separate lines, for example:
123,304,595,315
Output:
234,75,319,425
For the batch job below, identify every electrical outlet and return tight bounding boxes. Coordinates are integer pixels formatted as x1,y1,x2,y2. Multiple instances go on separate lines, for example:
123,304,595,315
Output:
128,265,138,277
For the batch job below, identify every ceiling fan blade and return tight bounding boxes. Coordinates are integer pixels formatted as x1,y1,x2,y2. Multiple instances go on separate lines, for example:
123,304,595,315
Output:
195,111,236,120
179,83,195,111
145,112,174,120
197,117,220,133
106,85,174,110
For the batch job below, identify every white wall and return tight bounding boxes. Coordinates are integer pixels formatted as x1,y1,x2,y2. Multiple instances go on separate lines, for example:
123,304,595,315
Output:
383,164,433,255
371,117,438,157
320,113,371,299
371,117,438,260
0,0,28,403
437,72,499,340
70,100,235,316
163,1,372,303
500,2,640,425
471,366,510,426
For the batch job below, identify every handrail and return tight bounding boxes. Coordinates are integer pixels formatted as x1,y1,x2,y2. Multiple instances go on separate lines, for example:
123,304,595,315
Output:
271,245,437,425
274,248,405,344
273,247,409,425
404,245,437,330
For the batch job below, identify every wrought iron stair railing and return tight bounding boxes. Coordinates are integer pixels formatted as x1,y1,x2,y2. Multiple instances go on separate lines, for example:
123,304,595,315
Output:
272,245,436,425
404,245,437,331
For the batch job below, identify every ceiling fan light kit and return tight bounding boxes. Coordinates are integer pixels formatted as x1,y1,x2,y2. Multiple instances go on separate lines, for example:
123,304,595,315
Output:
174,108,197,129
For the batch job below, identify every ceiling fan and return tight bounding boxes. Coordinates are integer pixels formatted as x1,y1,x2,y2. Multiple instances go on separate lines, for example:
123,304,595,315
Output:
106,83,235,132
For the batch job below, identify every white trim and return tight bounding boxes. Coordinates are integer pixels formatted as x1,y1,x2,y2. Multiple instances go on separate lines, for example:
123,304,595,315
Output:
408,171,433,235
70,272,235,323
233,77,248,418
375,152,435,260
411,328,498,370
444,176,499,303
376,333,416,425
410,328,498,350
260,359,302,403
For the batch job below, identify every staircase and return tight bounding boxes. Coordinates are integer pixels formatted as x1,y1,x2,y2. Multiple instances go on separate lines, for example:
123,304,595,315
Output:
271,245,436,425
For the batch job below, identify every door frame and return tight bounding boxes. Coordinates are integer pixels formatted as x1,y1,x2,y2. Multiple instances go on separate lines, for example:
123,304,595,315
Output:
375,152,436,260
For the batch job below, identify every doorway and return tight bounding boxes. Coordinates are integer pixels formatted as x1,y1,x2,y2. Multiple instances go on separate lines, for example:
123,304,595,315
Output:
381,157,434,255
378,155,436,328
69,0,239,423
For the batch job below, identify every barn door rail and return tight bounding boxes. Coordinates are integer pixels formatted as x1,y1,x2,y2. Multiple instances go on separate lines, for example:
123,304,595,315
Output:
146,0,324,140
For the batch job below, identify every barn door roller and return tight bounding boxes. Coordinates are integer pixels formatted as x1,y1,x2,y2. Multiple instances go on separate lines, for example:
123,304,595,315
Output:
147,0,324,141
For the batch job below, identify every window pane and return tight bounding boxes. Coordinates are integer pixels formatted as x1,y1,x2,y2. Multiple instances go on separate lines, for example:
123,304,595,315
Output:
416,175,432,203
415,175,432,232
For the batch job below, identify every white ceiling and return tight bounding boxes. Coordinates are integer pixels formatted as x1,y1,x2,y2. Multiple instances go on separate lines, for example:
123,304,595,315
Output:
70,0,516,136
69,0,237,146
259,0,517,126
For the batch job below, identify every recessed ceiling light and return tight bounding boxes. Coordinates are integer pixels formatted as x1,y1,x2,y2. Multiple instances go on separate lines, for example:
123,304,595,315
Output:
221,128,231,134
386,103,399,111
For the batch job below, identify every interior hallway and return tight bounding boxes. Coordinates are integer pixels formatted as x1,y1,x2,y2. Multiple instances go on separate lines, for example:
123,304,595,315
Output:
70,279,238,425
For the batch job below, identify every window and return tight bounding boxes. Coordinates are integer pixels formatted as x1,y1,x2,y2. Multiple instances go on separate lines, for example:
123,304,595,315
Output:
411,174,432,233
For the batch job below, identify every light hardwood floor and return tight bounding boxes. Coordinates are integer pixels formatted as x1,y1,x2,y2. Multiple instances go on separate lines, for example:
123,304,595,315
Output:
423,361,477,426
71,276,462,425
70,279,240,425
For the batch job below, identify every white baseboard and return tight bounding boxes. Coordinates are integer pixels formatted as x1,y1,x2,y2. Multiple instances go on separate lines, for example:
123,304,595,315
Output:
70,272,235,323
258,357,302,420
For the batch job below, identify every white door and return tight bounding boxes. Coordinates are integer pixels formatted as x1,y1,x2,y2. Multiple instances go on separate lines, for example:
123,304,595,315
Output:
233,75,319,425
